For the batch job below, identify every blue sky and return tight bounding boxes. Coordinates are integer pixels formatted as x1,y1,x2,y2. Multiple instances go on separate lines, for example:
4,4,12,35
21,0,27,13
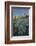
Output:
12,7,29,16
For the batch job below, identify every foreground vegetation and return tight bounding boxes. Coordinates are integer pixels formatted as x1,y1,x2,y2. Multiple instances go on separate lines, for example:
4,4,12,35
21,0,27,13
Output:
13,15,29,36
